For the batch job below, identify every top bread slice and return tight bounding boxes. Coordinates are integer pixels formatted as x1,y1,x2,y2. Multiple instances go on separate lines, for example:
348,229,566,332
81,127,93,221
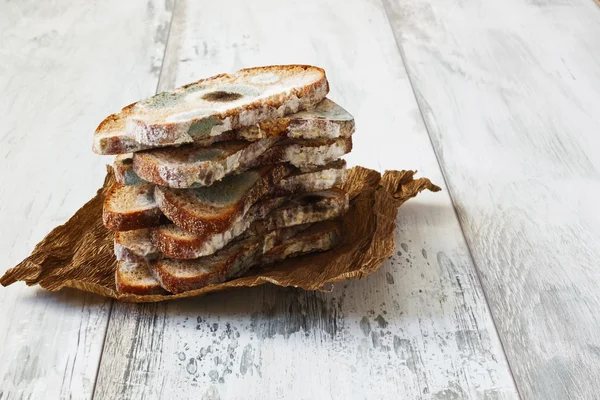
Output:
93,65,329,154
95,97,354,155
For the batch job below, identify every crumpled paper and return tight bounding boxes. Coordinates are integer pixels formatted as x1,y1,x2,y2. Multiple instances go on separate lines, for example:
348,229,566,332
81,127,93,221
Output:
1,166,440,302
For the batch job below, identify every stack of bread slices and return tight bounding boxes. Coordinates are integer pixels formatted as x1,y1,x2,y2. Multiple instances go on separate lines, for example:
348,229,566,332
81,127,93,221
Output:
93,65,353,295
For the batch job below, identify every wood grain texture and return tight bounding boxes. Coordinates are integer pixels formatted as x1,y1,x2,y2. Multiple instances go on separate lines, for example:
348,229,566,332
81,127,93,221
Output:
382,0,600,398
0,0,173,398
92,0,519,398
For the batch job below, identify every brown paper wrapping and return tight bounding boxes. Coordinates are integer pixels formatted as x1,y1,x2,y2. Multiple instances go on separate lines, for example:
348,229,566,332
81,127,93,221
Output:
0,166,440,302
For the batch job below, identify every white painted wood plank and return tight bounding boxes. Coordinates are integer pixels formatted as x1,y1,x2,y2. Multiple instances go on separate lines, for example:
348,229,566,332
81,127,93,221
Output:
0,1,173,398
382,0,600,398
93,0,519,399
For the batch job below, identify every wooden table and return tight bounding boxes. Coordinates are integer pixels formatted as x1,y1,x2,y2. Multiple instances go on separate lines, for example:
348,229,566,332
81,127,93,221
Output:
1,0,599,399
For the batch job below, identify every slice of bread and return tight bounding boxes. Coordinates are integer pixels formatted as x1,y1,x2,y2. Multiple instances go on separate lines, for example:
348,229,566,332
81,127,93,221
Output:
114,151,347,194
114,229,160,262
114,171,348,261
260,223,314,255
103,183,164,231
261,220,341,264
273,159,347,196
149,236,263,294
154,164,288,238
152,188,347,259
115,142,347,191
283,98,354,140
249,136,352,168
193,97,354,145
147,220,340,294
113,154,145,186
132,138,277,188
107,159,346,235
115,261,168,295
95,97,353,155
93,65,328,154
263,188,348,231
151,197,287,259
131,135,349,189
